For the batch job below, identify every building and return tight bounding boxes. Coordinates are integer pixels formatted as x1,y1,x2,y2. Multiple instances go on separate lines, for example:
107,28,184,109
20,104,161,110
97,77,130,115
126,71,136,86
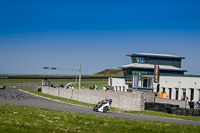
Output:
109,53,200,102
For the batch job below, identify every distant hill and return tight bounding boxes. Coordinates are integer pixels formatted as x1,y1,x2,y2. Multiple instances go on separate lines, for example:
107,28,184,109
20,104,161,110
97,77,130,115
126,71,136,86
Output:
93,69,124,77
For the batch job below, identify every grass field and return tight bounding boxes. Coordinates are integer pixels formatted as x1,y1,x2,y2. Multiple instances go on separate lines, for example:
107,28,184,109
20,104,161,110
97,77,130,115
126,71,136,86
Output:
23,89,200,121
0,78,108,90
0,78,108,84
0,103,200,133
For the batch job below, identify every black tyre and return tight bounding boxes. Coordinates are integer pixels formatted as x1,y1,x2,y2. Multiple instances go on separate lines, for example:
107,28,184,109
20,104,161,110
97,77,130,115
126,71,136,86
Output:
93,105,98,112
181,111,187,116
150,103,156,108
103,106,108,113
192,109,199,116
176,109,181,115
153,106,159,111
170,107,177,114
171,105,179,108
186,109,192,116
148,108,153,111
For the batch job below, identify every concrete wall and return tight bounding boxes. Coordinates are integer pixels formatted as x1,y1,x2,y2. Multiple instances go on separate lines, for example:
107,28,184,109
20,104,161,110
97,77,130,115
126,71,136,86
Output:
42,86,144,111
155,97,186,108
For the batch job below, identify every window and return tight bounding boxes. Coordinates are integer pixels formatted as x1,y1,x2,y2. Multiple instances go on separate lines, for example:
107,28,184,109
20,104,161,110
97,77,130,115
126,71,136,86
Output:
175,88,179,100
132,57,149,63
169,88,172,99
190,88,194,101
198,89,200,101
182,88,186,100
163,88,165,93
123,86,125,91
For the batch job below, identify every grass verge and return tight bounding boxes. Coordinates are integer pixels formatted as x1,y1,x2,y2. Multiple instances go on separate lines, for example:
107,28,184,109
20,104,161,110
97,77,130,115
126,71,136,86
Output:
0,103,200,133
22,89,200,121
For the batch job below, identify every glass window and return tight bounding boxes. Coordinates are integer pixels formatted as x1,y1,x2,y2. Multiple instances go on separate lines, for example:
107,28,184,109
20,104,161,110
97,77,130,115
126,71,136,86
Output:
123,86,125,91
198,89,200,101
175,88,179,100
132,57,150,63
182,88,186,100
169,88,172,99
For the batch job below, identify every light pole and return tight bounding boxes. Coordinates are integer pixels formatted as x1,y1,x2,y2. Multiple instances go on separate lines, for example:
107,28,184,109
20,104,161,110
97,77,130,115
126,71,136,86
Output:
43,64,82,89
79,63,82,89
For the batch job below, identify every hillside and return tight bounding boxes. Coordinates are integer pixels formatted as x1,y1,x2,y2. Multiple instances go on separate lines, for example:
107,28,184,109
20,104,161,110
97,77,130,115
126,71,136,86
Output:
93,69,124,77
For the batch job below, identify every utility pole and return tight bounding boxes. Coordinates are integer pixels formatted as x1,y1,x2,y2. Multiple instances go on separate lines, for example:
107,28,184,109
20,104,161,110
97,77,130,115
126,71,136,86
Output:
79,63,82,89
110,75,113,91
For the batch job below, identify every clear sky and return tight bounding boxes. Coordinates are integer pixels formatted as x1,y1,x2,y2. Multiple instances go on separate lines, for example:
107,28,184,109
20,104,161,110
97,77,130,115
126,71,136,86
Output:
0,0,200,75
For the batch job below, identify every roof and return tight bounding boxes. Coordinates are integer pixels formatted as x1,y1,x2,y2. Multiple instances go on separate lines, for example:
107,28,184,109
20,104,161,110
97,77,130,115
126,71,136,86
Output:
120,63,187,72
126,53,185,59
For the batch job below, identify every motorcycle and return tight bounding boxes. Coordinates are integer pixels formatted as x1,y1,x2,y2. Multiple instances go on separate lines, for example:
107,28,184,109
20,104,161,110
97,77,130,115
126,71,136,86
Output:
93,99,112,113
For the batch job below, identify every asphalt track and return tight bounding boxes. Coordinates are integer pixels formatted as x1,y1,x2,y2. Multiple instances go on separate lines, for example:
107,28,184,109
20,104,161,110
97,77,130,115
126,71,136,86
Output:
0,89,200,126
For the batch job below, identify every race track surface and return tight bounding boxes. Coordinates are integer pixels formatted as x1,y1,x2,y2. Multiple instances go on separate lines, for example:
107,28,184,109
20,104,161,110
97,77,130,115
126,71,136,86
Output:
0,89,200,126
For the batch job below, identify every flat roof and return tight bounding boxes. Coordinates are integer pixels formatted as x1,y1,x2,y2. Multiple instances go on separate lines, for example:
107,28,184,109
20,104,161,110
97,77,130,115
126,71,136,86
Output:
127,53,185,59
120,63,187,72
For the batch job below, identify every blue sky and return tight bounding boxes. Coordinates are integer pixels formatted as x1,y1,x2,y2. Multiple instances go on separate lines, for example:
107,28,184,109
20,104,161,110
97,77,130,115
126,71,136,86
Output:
0,0,200,75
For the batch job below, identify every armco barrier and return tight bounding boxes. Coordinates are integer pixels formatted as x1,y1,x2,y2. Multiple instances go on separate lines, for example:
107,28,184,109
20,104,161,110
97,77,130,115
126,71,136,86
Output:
42,86,145,111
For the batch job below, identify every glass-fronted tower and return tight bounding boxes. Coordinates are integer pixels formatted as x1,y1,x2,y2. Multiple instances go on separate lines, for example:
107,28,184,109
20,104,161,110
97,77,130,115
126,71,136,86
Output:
120,53,187,91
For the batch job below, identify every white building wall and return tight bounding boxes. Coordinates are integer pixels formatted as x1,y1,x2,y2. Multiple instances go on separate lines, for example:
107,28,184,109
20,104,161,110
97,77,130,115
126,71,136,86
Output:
111,76,200,102
108,78,129,92
154,76,200,102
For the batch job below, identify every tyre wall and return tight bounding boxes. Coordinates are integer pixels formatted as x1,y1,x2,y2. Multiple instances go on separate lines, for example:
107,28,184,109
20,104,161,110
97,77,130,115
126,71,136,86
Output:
145,102,200,117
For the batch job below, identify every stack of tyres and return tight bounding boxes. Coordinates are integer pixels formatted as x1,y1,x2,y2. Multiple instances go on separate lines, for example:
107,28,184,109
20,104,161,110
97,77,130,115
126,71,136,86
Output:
163,104,171,113
192,109,200,116
153,103,161,112
153,106,160,111
180,108,187,116
148,103,155,111
144,102,149,110
144,102,200,117
170,107,178,115
171,104,179,108
157,103,164,112
186,109,193,116
175,108,181,115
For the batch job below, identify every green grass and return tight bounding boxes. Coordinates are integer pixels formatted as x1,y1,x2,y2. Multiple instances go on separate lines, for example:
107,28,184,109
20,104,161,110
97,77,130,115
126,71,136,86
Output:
123,110,200,121
0,103,200,133
0,78,107,84
22,89,200,121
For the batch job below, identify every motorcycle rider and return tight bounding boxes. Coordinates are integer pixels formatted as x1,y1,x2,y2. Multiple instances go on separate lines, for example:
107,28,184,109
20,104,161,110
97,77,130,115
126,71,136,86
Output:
98,98,108,105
